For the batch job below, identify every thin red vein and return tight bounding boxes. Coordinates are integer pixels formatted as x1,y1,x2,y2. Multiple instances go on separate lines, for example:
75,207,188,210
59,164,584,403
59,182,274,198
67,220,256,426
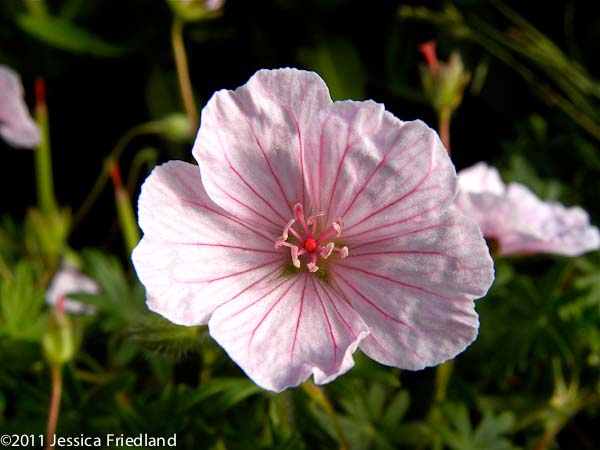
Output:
182,258,281,284
169,242,280,255
290,275,307,365
311,277,339,363
210,179,283,229
248,276,302,353
336,264,447,301
325,107,361,216
344,141,435,233
317,113,335,211
333,271,415,330
343,197,446,241
245,118,293,212
220,148,288,223
179,198,273,242
319,282,359,338
228,273,293,318
331,275,422,359
340,128,421,219
349,223,458,251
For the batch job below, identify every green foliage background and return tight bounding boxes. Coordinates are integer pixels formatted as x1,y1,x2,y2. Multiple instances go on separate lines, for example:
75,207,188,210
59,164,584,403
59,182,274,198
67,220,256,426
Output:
2,0,600,449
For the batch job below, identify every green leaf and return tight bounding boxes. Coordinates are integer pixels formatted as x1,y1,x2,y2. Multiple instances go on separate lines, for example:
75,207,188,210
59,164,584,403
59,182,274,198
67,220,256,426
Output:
186,378,262,412
0,262,46,341
298,39,366,101
17,14,126,57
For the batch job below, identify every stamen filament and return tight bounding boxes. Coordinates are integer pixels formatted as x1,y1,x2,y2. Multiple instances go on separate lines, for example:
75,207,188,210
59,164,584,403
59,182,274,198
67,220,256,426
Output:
277,203,349,272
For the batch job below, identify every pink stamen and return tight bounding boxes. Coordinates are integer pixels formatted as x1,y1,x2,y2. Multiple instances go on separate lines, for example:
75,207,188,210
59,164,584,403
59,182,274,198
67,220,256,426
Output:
276,203,349,272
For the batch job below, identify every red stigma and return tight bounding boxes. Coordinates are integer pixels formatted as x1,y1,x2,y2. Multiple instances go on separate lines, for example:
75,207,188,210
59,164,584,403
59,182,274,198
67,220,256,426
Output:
304,238,317,252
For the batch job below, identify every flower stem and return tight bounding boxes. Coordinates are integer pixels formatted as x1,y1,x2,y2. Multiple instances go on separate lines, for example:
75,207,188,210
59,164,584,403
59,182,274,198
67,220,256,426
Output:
72,122,159,229
107,159,141,255
437,108,451,154
171,17,198,132
45,364,63,450
34,78,58,214
302,382,348,450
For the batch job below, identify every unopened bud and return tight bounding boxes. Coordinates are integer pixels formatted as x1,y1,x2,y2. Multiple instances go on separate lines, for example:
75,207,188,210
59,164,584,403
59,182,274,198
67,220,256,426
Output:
418,41,470,115
158,113,192,142
43,307,77,365
168,0,224,22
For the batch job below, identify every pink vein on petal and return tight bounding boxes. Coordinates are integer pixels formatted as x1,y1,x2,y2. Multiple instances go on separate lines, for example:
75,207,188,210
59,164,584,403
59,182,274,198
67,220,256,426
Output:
344,195,447,241
344,142,435,233
247,276,303,353
212,119,288,223
339,131,423,218
311,277,339,363
336,264,449,301
167,242,280,255
290,275,307,365
325,107,362,215
333,271,415,330
245,117,293,212
331,274,423,359
209,178,283,229
179,198,274,242
227,274,293,318
182,258,282,284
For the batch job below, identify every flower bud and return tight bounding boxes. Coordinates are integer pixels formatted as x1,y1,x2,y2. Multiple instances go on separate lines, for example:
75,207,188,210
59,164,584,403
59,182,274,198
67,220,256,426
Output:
42,303,77,365
167,0,224,22
418,41,470,116
157,113,192,142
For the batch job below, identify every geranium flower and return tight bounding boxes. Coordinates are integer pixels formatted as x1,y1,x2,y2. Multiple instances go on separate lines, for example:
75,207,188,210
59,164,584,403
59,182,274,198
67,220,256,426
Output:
46,264,99,315
454,162,600,256
132,68,494,392
0,65,41,148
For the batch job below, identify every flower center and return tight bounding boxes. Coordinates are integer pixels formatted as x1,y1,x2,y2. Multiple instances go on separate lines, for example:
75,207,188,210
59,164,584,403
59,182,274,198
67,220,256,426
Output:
275,203,348,273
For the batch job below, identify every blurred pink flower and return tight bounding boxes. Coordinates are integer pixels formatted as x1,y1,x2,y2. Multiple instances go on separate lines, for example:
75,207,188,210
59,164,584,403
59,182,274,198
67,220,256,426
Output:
46,265,99,315
132,68,494,391
454,162,600,256
0,65,41,148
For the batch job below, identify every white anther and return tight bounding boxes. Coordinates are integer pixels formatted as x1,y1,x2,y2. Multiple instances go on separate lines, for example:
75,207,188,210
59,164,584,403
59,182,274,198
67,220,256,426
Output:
307,262,319,273
291,246,301,268
332,222,342,237
320,242,334,259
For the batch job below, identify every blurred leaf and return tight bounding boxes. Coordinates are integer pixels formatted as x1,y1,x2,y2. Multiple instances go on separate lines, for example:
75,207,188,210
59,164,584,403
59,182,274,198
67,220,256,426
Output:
299,39,366,100
78,249,145,330
0,261,46,341
126,313,204,359
17,14,126,57
186,378,262,412
432,402,519,450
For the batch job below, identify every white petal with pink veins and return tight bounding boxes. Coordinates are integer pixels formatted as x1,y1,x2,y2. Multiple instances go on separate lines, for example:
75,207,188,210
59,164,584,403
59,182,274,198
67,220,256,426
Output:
209,273,369,392
454,162,600,256
194,68,331,229
331,211,493,369
309,102,456,242
0,65,41,148
132,161,287,326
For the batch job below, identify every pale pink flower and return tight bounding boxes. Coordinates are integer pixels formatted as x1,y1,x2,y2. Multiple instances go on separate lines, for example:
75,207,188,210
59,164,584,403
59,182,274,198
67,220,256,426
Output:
46,265,99,315
132,68,494,392
0,65,41,148
454,162,600,256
